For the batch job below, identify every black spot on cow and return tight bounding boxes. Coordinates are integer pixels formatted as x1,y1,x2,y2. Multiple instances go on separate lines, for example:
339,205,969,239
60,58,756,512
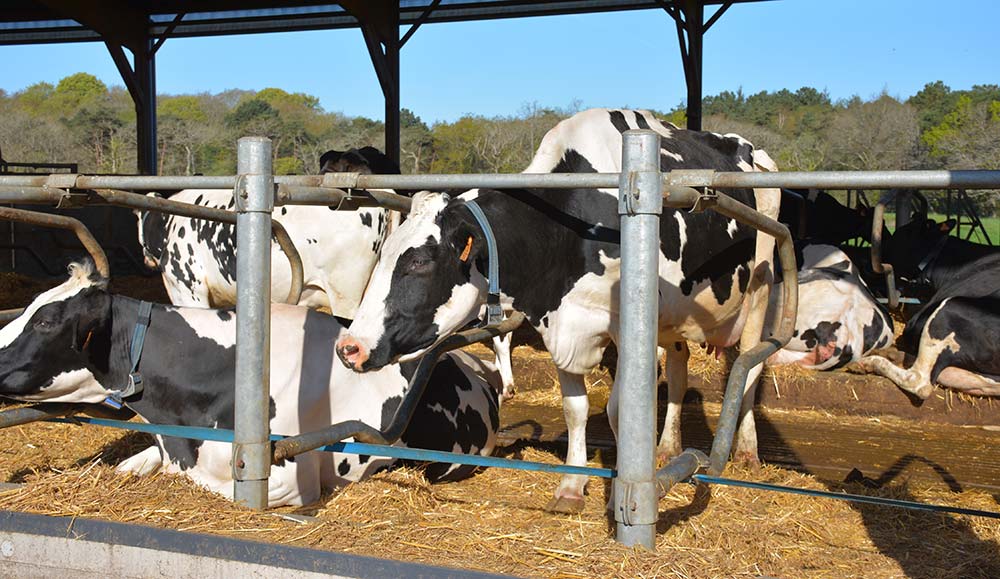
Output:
399,355,497,482
360,213,373,228
281,207,288,216
337,458,351,476
358,454,371,464
216,309,234,321
608,110,631,134
194,194,203,205
633,112,651,130
177,226,185,239
800,321,842,349
862,307,889,352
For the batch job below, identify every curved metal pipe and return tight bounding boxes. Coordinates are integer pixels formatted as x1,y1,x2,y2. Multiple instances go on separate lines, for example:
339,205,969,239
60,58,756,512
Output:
272,312,526,463
0,402,132,429
0,206,109,279
90,189,303,305
871,196,900,310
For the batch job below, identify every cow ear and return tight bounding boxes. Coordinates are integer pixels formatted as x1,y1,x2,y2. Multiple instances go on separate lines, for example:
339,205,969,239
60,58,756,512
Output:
72,290,112,352
940,219,957,233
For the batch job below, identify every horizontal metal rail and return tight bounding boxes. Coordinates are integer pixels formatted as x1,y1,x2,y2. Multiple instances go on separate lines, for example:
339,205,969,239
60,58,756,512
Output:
3,170,1000,198
271,312,526,463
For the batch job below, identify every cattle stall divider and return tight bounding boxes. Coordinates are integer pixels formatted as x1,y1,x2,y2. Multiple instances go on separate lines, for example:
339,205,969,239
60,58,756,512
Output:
1,141,1000,552
0,207,110,322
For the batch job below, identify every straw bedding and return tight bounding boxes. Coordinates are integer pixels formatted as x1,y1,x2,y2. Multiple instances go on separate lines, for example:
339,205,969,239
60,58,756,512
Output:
0,405,998,578
1,275,998,577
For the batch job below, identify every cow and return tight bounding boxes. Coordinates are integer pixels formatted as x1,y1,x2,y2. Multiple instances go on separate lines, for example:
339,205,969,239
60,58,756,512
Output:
136,147,519,400
858,217,1000,398
765,243,894,369
0,261,502,507
779,189,886,246
136,147,402,317
333,108,781,512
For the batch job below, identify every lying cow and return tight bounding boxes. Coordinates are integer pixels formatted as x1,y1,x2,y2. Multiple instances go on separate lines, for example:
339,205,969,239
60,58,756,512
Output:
334,108,781,512
136,147,404,318
858,217,1000,398
765,244,894,369
0,261,502,507
779,189,888,246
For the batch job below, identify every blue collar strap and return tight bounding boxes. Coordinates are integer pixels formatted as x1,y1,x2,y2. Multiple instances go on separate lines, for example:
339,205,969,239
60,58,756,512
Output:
103,300,153,410
463,200,504,327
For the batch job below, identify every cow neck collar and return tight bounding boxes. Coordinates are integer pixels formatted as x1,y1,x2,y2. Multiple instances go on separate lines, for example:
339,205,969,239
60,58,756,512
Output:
463,199,504,327
916,234,951,283
101,299,154,411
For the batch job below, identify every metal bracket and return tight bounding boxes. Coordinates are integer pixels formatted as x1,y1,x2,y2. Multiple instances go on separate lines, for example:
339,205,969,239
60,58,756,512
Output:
44,173,79,190
690,188,719,212
232,441,270,481
321,172,361,190
233,174,248,212
55,191,90,209
615,480,658,526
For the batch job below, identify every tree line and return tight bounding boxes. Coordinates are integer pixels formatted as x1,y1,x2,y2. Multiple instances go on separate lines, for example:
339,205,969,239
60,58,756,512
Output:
1,74,997,214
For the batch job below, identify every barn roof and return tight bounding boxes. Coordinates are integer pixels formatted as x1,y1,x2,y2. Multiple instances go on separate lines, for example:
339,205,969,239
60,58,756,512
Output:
0,1,764,45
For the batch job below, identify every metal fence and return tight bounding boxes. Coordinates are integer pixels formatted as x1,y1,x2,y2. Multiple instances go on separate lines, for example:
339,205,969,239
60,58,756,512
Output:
1,133,1000,551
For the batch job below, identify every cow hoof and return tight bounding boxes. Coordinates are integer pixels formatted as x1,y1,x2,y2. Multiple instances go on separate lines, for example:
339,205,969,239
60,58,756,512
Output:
733,452,761,472
545,495,585,513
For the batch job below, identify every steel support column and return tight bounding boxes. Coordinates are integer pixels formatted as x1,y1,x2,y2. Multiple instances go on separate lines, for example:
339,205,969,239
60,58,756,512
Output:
135,35,157,175
349,1,401,166
680,0,704,131
614,130,662,549
233,137,273,509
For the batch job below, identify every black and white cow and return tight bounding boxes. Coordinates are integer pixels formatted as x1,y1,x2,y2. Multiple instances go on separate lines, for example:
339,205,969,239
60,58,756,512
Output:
765,244,894,370
779,189,888,246
334,108,781,512
0,261,502,507
858,217,1000,398
135,147,402,318
136,148,519,398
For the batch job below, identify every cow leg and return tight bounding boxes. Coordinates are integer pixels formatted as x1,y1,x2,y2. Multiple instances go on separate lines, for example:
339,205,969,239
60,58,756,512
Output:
492,333,516,400
657,341,689,463
115,445,164,476
859,301,963,400
936,367,1000,397
547,369,589,513
858,354,936,399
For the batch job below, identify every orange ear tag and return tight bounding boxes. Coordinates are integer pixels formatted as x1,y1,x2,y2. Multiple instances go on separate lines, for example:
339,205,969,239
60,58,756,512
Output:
459,235,474,262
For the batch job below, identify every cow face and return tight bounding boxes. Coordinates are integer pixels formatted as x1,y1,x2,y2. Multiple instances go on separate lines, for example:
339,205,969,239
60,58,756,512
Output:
885,217,955,280
0,262,115,403
336,192,488,371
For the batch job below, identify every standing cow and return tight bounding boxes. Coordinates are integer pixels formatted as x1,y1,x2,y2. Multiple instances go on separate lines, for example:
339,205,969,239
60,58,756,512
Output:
136,147,402,318
858,217,1000,398
0,261,502,507
334,108,781,512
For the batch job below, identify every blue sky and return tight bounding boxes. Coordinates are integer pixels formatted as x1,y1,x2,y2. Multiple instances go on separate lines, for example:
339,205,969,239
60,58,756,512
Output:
2,0,998,124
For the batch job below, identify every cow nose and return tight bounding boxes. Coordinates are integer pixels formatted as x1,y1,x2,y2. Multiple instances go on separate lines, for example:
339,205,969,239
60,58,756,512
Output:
336,336,369,371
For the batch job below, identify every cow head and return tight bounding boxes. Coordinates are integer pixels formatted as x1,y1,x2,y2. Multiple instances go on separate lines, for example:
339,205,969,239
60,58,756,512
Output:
135,193,166,269
0,261,117,403
336,192,489,371
320,146,401,175
884,217,956,280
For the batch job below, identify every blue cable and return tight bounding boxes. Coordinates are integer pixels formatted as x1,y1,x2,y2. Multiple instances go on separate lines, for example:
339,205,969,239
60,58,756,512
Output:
47,416,1000,520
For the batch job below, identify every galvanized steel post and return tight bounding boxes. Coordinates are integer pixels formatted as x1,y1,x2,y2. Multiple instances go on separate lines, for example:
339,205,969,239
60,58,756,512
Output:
233,137,273,509
615,130,662,549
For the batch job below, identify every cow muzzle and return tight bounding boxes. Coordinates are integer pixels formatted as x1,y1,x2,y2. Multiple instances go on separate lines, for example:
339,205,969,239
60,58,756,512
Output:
335,336,370,372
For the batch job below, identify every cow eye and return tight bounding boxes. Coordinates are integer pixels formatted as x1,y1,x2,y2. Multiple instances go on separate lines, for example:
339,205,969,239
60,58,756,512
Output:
408,257,431,273
33,319,54,331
